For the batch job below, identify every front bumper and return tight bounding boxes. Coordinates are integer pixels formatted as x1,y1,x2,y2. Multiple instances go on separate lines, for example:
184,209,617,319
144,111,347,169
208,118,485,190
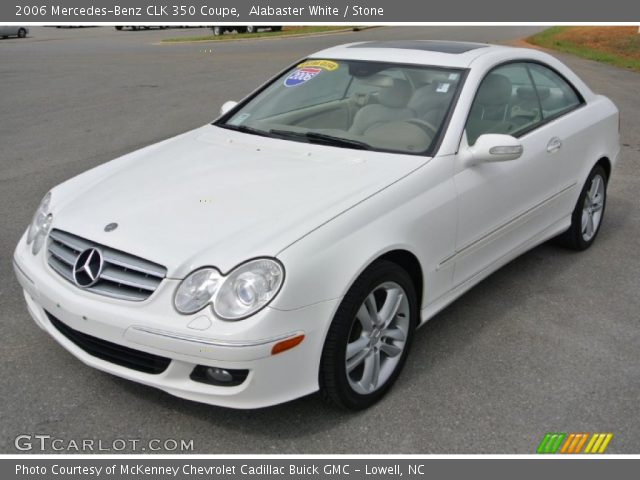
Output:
13,232,338,409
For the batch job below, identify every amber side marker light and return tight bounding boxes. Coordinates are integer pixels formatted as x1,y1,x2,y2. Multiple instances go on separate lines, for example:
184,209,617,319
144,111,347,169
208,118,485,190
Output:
271,335,305,355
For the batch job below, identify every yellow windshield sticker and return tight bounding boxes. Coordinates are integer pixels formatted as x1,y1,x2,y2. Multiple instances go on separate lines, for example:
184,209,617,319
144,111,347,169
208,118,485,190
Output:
297,60,339,71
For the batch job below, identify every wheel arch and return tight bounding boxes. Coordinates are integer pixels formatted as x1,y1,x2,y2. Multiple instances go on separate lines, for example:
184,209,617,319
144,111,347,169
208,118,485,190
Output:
595,156,611,181
374,249,424,311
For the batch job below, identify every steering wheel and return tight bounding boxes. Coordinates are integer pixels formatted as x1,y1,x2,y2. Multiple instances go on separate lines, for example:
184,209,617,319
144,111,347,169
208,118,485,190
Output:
404,118,439,137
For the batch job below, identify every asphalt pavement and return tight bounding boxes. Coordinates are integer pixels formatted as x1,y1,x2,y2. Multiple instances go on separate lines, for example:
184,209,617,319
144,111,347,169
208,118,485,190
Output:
1,26,638,454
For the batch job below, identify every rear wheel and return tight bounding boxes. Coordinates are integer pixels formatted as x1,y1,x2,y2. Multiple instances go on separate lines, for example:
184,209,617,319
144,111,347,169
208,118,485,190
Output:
319,260,417,410
18,28,27,38
212,26,223,36
556,164,608,250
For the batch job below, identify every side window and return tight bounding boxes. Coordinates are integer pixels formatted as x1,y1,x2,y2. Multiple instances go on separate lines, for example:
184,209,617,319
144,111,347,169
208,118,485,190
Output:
528,63,582,120
465,63,542,145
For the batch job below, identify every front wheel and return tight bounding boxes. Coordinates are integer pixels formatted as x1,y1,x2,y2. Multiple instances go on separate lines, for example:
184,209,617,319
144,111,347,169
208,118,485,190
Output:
245,26,256,34
212,26,222,36
557,164,608,250
18,28,27,38
319,260,417,410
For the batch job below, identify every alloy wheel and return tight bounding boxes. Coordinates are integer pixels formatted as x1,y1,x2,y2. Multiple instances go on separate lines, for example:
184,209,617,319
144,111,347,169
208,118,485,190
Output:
345,281,410,395
581,173,605,242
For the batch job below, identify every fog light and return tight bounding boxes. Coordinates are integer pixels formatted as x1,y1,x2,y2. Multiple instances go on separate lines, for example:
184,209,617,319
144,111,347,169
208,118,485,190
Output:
206,367,233,383
190,365,249,387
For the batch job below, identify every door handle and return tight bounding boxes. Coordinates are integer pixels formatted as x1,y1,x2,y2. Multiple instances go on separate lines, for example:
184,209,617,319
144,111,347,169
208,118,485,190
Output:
547,137,563,153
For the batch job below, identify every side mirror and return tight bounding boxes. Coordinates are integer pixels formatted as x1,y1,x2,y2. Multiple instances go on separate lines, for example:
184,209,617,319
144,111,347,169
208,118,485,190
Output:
220,100,238,116
467,134,523,165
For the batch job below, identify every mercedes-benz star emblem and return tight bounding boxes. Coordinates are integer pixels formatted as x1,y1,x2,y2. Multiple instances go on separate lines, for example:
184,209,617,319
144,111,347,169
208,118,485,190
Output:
104,222,118,232
73,248,104,288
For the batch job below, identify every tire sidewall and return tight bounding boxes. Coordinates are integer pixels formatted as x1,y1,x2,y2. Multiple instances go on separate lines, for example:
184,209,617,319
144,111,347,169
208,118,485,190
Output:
571,165,608,249
321,261,418,409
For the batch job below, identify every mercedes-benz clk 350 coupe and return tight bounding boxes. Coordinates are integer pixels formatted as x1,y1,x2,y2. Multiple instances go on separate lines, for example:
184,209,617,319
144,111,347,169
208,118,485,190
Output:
14,41,619,410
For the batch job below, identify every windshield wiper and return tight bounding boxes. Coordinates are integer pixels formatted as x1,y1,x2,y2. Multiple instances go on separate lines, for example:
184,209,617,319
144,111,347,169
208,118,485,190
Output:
217,123,272,138
269,129,372,150
268,129,308,140
306,132,372,150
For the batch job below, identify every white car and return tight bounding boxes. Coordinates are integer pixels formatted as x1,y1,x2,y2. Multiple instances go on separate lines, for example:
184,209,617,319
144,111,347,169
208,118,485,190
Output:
0,26,28,38
14,41,620,410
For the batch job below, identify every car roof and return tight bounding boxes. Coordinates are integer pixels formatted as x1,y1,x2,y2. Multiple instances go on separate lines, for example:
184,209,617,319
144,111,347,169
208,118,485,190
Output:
309,40,514,69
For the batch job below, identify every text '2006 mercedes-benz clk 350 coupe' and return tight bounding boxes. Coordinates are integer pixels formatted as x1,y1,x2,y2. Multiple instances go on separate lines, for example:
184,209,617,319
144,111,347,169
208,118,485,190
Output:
14,41,620,410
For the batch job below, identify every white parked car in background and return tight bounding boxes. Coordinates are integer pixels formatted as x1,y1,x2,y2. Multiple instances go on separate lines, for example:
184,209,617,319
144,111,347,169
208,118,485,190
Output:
0,26,28,38
14,41,619,410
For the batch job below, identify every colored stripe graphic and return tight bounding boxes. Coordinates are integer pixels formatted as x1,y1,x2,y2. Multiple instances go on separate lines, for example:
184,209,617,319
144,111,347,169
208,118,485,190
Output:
538,433,613,454
537,433,566,453
584,433,613,454
560,433,589,453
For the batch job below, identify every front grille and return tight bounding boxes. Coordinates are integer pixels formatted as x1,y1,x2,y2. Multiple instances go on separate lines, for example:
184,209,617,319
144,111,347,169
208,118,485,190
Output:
47,229,167,302
46,311,171,374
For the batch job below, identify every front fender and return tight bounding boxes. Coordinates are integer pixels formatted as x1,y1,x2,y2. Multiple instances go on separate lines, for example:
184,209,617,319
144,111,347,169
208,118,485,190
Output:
273,155,458,313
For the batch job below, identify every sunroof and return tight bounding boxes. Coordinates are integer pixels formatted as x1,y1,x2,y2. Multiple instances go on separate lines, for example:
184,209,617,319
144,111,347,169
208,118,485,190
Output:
347,41,489,54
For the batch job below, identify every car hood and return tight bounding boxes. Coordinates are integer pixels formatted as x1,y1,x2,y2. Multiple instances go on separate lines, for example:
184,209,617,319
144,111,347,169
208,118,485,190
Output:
51,125,428,278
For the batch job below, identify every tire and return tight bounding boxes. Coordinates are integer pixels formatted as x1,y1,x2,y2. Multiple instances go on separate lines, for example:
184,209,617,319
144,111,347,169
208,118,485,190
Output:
319,260,418,410
271,26,282,32
115,26,123,31
18,28,27,38
237,27,248,34
246,26,256,34
556,164,608,250
212,26,222,36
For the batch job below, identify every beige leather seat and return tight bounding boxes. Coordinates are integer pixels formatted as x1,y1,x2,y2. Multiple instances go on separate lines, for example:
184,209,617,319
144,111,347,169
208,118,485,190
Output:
408,81,455,127
349,78,414,135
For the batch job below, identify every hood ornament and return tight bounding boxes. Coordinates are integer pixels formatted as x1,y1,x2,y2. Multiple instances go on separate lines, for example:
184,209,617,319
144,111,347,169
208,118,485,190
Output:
104,222,118,232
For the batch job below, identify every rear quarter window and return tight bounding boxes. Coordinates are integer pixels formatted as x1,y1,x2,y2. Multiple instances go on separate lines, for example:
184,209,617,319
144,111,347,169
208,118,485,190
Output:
528,63,582,120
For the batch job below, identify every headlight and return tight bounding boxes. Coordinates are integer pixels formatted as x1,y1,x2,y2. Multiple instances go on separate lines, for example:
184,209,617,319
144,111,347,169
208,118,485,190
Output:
174,268,222,314
26,192,53,255
214,259,284,320
173,258,284,320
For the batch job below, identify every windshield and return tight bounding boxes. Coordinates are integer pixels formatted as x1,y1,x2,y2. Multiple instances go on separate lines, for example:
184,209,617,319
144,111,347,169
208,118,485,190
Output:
216,59,464,155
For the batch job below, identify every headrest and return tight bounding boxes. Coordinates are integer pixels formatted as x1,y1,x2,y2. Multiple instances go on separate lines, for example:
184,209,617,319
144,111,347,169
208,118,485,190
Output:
476,74,512,106
517,85,551,101
361,73,395,87
378,79,411,108
413,71,451,86
408,81,454,111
